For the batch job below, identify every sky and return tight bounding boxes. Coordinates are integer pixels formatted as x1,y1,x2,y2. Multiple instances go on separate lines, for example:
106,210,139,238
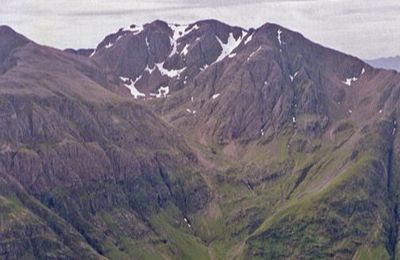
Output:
1,0,399,59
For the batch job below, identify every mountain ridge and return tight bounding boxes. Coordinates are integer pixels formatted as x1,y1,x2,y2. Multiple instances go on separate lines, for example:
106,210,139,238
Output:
1,20,400,259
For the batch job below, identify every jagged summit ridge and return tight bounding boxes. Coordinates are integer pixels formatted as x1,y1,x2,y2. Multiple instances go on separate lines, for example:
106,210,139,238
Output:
88,19,383,144
90,20,248,98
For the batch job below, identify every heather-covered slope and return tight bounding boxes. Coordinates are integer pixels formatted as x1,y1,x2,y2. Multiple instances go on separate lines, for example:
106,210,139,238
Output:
0,26,210,259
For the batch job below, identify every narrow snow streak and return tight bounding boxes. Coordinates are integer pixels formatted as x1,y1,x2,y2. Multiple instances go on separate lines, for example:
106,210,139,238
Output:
247,46,262,61
277,29,283,46
168,23,199,57
244,33,253,45
151,86,170,98
215,32,243,63
212,93,221,99
156,62,185,78
182,44,190,56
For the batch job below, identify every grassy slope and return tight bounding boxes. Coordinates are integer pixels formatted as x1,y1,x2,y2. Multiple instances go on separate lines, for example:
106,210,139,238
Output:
2,115,395,260
165,116,397,259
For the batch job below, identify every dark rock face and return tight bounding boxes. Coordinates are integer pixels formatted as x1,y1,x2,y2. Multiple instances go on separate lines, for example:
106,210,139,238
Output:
92,20,378,143
92,19,245,95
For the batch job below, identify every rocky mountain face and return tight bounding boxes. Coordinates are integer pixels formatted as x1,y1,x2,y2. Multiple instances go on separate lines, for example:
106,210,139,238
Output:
91,20,245,98
2,19,400,260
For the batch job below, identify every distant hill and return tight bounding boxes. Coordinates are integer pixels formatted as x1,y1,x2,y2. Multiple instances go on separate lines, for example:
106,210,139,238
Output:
365,55,400,71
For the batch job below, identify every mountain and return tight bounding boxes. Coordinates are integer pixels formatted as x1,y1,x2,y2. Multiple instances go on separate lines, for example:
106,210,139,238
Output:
366,55,400,72
91,20,246,98
0,25,209,259
2,19,400,259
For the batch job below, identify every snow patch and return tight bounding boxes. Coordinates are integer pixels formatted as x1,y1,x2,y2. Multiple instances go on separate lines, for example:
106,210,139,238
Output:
116,35,124,42
182,44,190,56
277,29,283,46
215,32,243,63
105,42,113,49
343,69,365,86
144,65,155,74
184,24,199,35
289,72,299,82
343,77,358,86
212,93,220,99
228,52,237,58
89,50,96,58
186,108,196,114
244,33,253,45
169,24,187,42
156,62,185,78
348,109,353,114
247,46,262,61
292,117,296,123
120,76,146,99
261,129,264,136
151,86,169,98
168,24,199,58
200,64,209,71
125,25,144,34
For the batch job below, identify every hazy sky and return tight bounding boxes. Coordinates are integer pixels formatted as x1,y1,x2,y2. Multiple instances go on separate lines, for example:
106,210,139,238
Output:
1,0,399,59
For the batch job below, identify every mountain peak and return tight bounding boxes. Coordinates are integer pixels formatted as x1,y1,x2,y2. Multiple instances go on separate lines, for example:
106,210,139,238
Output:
0,25,29,43
0,25,18,35
0,25,30,73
